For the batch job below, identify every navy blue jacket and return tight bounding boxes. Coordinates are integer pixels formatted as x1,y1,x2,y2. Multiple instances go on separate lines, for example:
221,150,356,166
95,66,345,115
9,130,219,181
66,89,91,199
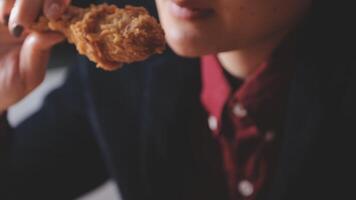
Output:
1,0,356,199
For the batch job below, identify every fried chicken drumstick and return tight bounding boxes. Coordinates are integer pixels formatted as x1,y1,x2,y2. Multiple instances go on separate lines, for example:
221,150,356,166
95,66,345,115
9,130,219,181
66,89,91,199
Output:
32,4,166,71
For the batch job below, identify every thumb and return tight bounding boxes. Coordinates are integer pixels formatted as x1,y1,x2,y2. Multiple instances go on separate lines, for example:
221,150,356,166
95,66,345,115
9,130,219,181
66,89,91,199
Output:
44,0,71,20
19,31,64,92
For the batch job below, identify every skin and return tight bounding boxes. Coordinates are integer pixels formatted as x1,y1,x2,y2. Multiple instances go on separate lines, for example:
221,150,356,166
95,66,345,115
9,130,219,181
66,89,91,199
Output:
155,0,312,78
0,0,70,114
0,0,312,114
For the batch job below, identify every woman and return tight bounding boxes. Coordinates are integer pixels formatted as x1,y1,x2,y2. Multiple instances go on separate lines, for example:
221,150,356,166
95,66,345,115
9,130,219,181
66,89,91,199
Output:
1,0,355,199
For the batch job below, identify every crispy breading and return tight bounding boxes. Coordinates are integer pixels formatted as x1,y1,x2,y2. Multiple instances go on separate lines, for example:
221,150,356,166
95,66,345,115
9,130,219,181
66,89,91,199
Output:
32,4,166,70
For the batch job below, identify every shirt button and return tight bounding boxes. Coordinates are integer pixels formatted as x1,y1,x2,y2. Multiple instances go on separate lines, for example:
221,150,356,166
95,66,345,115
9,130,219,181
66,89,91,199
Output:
208,115,218,131
232,103,247,117
265,130,275,142
238,180,254,197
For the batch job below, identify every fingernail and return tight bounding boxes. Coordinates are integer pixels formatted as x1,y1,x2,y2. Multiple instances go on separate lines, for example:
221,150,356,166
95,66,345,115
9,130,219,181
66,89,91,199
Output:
3,15,10,26
35,13,41,23
47,3,62,20
11,25,24,38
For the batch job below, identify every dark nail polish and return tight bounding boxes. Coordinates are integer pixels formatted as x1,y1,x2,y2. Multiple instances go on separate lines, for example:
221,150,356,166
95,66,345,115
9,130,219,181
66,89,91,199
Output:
11,25,23,38
4,15,10,26
35,13,41,23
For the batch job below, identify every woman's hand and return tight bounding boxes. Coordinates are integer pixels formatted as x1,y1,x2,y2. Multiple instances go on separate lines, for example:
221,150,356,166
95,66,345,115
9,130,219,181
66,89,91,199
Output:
0,0,70,113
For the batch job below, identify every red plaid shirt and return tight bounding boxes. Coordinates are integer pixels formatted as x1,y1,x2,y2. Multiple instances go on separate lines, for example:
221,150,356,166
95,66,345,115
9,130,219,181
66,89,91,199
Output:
200,42,295,199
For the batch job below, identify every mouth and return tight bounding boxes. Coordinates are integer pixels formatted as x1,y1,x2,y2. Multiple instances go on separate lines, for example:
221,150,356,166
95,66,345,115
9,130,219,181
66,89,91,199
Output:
168,1,214,20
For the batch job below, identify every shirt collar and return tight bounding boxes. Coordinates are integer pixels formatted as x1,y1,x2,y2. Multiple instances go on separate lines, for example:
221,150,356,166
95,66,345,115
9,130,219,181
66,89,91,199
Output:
200,41,296,136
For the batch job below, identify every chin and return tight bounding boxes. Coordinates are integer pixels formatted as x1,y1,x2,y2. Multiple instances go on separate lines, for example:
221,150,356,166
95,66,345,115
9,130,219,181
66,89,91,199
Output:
165,35,217,58
169,44,203,57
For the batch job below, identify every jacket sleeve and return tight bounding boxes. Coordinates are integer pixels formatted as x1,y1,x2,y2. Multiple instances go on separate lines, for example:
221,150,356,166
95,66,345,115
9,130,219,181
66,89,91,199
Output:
0,63,109,200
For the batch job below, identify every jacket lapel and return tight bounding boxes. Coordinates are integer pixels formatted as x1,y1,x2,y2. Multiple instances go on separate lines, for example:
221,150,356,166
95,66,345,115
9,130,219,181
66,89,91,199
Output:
265,54,323,198
139,53,202,199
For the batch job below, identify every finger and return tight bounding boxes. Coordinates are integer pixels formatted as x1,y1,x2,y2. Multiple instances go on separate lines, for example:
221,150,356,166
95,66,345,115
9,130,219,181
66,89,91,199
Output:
0,48,24,111
8,0,44,37
0,24,27,46
1,48,21,89
44,0,71,20
0,0,15,25
19,31,64,92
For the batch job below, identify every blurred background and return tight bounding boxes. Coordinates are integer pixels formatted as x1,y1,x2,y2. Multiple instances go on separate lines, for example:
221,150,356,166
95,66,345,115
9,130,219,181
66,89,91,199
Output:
7,42,121,200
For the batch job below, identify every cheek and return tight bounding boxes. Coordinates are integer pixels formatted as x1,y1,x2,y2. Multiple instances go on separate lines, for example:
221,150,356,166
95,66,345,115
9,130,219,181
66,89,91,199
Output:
220,0,312,45
218,3,260,41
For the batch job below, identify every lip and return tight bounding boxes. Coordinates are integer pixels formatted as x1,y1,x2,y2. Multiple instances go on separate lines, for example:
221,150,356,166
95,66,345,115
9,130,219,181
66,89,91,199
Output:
168,1,214,20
